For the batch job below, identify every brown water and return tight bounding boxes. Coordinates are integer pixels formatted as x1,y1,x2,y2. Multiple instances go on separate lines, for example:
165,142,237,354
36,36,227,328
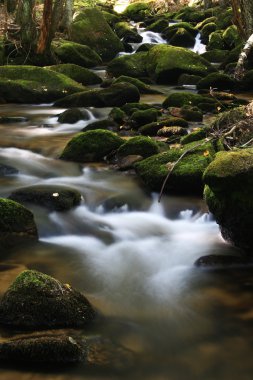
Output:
0,101,253,380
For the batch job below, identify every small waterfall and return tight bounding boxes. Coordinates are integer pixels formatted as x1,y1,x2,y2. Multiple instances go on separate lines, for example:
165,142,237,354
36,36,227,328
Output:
191,33,206,55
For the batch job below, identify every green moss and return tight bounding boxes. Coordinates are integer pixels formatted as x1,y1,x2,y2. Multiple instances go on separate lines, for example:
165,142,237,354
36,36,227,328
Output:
169,28,195,48
146,45,214,84
58,108,90,124
207,31,226,51
0,198,38,249
102,10,120,26
181,128,207,144
163,91,216,108
139,117,188,136
147,19,168,33
201,49,229,63
223,25,241,48
177,73,202,86
216,7,233,29
109,107,126,124
0,65,85,103
0,270,96,329
121,102,152,115
70,8,124,61
196,16,218,30
47,64,102,85
117,136,159,158
123,2,151,21
174,7,205,23
135,140,215,194
114,75,160,94
200,22,217,43
114,22,142,42
54,41,102,68
60,129,124,162
54,83,140,108
131,108,160,127
107,52,148,79
197,72,236,90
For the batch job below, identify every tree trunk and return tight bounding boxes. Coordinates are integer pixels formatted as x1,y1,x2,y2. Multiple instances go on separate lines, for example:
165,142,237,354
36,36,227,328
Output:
60,0,73,34
237,0,253,38
15,0,37,51
234,33,253,79
37,0,64,55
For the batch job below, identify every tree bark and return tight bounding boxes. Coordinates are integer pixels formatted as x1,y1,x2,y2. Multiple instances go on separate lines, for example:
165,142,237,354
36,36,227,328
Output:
60,0,73,34
234,33,253,79
15,0,37,51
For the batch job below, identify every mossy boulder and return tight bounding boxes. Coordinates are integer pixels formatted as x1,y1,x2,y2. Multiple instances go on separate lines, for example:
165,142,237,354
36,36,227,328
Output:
130,108,160,127
121,102,153,115
47,64,102,85
83,119,118,132
157,126,187,137
123,2,152,21
107,52,148,79
0,65,85,103
9,185,82,211
180,106,203,122
196,16,218,30
203,149,253,252
0,335,86,364
54,83,140,108
163,91,216,109
207,31,226,51
0,270,96,329
135,140,216,194
139,117,188,136
147,19,168,33
181,128,208,144
197,73,237,91
114,75,160,94
178,73,202,86
222,25,241,49
146,45,214,84
163,22,198,41
114,22,142,43
58,108,91,124
175,7,205,23
70,8,124,61
216,7,233,29
168,28,196,48
201,49,229,63
102,10,121,26
117,136,159,158
109,107,127,124
60,129,124,162
0,198,38,250
54,41,102,68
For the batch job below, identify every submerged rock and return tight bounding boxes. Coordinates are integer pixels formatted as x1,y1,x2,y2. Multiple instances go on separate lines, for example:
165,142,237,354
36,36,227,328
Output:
9,185,82,211
58,108,91,124
0,270,96,329
203,148,253,252
0,198,38,251
0,335,86,364
60,129,124,162
195,254,248,268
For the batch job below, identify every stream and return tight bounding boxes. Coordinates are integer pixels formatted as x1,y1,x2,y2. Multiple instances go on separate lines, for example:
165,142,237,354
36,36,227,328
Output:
0,22,253,380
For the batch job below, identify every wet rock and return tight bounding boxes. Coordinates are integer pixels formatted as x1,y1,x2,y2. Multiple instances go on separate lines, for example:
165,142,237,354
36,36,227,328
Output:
147,18,168,33
70,8,124,61
0,335,86,364
0,270,96,329
163,92,216,111
114,75,161,94
201,49,229,64
54,83,140,108
197,73,237,91
117,136,159,158
146,45,214,84
157,126,187,137
0,116,28,123
84,119,118,132
169,28,196,48
47,64,102,85
0,65,85,103
118,155,143,170
180,128,208,145
9,185,82,211
177,73,202,86
123,2,152,22
107,52,148,79
130,108,160,127
206,31,226,51
195,254,248,268
60,129,124,162
54,41,102,68
0,198,38,251
135,139,217,195
139,117,188,136
114,22,142,43
203,148,253,252
0,164,18,176
58,108,91,124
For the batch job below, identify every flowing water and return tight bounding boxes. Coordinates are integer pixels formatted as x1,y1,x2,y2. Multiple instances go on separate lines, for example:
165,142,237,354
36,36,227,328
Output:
0,20,253,380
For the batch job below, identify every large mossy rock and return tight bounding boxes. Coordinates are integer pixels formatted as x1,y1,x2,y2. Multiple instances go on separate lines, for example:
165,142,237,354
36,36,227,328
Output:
0,65,85,103
0,270,96,329
70,8,124,61
203,149,253,252
0,335,86,363
163,92,216,110
60,129,124,162
146,45,214,84
54,41,102,68
123,2,152,21
47,64,102,85
58,108,91,124
197,72,237,91
54,83,140,108
114,75,160,94
135,140,217,194
0,198,38,251
168,28,196,48
107,52,148,79
114,22,142,43
9,185,82,212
